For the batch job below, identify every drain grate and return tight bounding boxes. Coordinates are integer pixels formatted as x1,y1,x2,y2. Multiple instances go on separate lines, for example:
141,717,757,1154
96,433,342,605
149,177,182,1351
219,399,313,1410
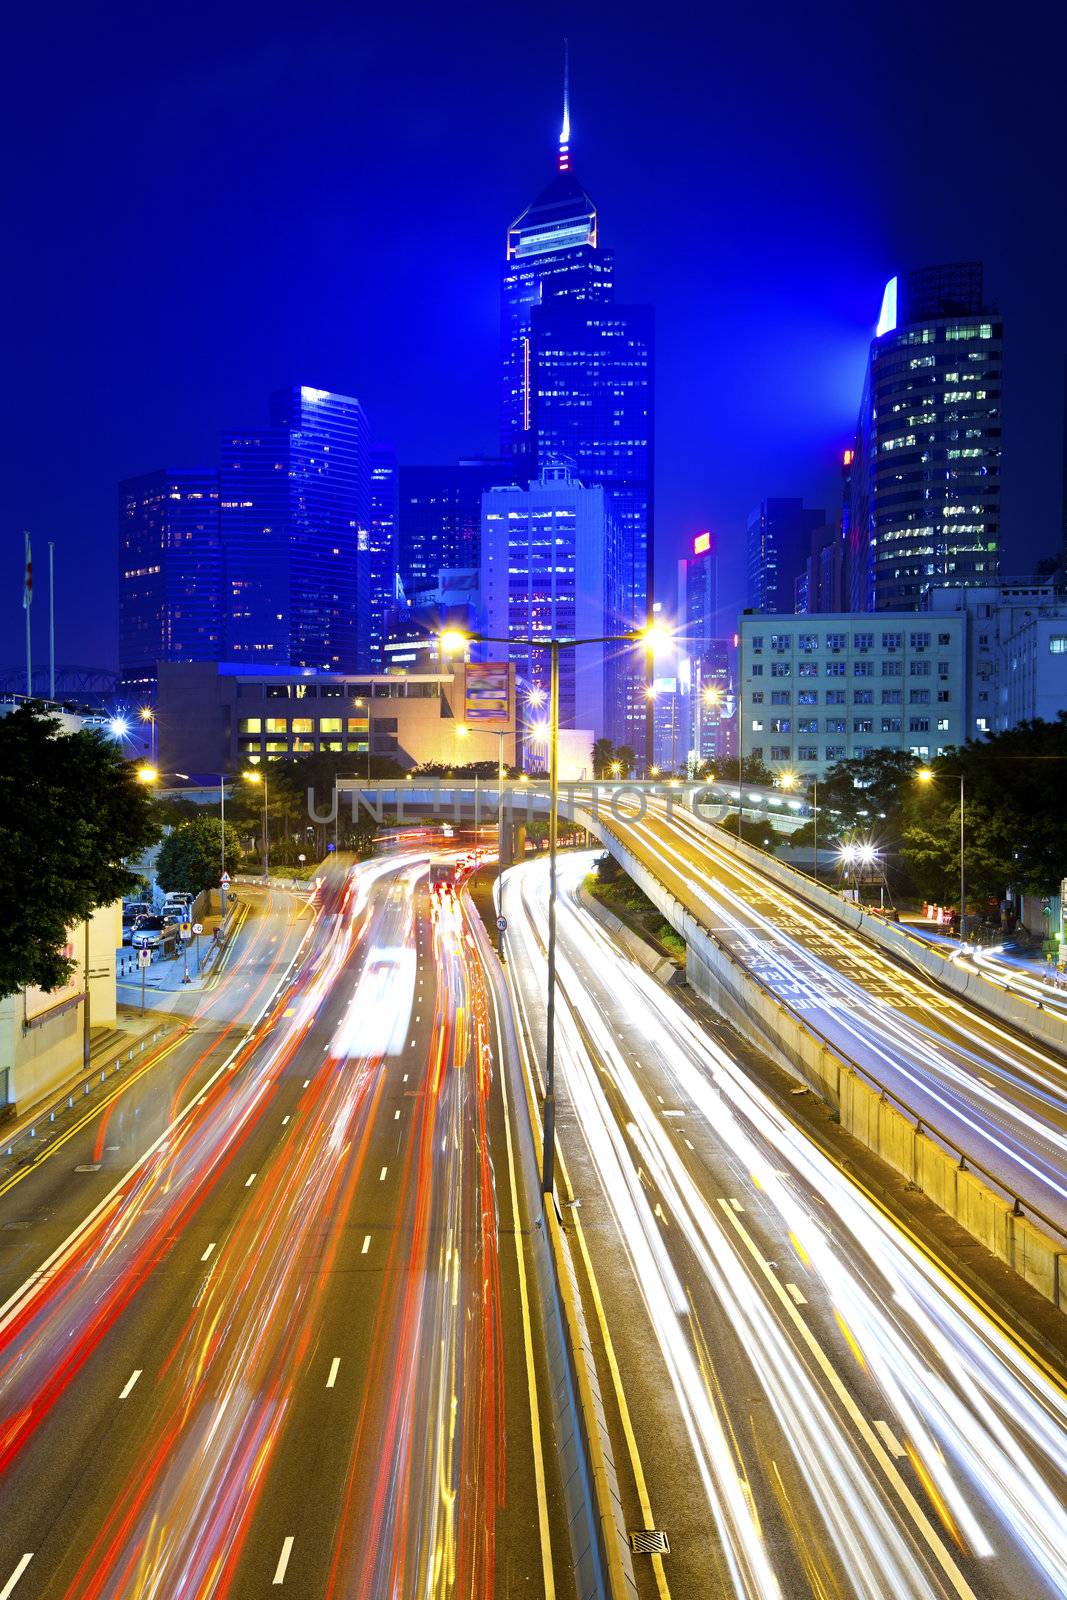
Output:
629,1530,670,1555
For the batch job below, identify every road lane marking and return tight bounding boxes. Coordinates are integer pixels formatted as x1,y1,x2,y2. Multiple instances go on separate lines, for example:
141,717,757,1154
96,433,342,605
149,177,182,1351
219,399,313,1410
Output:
785,1282,807,1305
728,1198,744,1212
303,1079,310,1088
379,1167,387,1181
326,1357,340,1388
245,1172,257,1186
361,1235,371,1254
0,1556,32,1598
875,1420,907,1458
717,1203,977,1598
684,1137,695,1150
272,1536,294,1584
282,1115,290,1125
394,1109,401,1120
200,1243,216,1262
119,1369,142,1400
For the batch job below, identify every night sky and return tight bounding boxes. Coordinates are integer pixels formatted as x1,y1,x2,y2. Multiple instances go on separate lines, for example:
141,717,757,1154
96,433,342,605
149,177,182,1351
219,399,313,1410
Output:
5,0,1066,672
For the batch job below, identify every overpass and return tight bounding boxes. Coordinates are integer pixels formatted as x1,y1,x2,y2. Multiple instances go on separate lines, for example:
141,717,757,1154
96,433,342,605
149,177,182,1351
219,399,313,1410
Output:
332,775,1067,1311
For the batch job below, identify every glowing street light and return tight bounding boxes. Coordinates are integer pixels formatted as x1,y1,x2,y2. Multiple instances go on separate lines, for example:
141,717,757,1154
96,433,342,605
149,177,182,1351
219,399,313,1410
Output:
136,764,158,785
109,715,130,739
439,629,468,657
244,768,269,877
776,770,799,791
915,764,966,945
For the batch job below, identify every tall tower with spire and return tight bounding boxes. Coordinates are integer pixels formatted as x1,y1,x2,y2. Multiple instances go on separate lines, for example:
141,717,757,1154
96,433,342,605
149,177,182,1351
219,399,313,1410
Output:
499,49,614,464
498,53,655,751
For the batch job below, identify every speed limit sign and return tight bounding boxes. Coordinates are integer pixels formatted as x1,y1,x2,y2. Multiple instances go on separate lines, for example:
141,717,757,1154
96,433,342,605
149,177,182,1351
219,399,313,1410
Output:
193,922,203,935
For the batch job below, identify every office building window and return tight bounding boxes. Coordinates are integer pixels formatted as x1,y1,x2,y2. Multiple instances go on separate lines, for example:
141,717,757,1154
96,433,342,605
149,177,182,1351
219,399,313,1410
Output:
771,745,791,761
238,718,262,734
881,717,902,733
291,718,313,734
265,717,287,734
854,690,873,705
1050,636,1067,654
797,745,818,760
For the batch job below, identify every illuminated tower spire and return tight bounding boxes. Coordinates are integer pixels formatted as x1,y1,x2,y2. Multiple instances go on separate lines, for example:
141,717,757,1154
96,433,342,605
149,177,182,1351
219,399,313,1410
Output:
558,38,571,171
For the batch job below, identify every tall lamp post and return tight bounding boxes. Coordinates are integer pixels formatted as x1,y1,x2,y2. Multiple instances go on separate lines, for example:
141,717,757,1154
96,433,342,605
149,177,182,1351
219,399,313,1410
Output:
137,763,229,910
917,766,966,946
441,622,669,1197
244,769,269,878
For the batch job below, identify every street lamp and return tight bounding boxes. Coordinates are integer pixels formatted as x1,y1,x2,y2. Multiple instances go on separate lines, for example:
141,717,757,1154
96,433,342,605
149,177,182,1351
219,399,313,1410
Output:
244,768,269,878
136,764,158,784
441,620,665,1196
139,707,156,764
917,765,967,945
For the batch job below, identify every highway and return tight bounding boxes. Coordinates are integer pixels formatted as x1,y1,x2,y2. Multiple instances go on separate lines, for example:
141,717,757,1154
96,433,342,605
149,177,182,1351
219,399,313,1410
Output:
503,850,1067,1600
583,791,1067,1233
0,855,564,1599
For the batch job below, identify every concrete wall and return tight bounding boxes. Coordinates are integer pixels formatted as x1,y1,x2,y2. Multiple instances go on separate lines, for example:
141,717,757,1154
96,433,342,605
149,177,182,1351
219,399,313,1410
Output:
0,900,120,1115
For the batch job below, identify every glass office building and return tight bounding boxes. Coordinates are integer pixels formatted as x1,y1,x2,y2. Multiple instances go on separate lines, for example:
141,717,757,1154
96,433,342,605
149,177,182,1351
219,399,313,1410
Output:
397,459,507,599
118,469,221,698
369,446,400,670
746,498,827,615
220,386,371,672
850,262,1002,611
480,465,623,749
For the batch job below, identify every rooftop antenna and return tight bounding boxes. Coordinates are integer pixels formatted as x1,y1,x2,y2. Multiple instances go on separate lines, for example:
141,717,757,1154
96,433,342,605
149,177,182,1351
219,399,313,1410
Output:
558,38,571,171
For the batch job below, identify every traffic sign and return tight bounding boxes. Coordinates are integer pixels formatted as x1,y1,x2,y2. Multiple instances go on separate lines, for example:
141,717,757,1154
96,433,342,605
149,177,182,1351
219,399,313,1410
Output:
138,948,152,968
180,922,192,939
221,871,231,884
496,916,508,932
193,922,203,935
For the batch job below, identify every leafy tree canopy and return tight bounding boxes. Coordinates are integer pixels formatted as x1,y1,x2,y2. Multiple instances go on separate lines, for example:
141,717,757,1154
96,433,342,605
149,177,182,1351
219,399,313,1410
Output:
156,816,241,896
0,706,162,997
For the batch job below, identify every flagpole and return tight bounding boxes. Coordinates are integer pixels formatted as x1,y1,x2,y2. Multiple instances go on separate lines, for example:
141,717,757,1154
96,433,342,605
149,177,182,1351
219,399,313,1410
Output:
48,541,56,702
24,532,32,698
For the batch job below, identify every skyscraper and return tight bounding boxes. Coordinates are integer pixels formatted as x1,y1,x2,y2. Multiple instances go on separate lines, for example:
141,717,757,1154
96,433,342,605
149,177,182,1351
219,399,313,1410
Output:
369,446,400,670
480,465,622,751
850,263,1002,611
118,469,221,698
500,68,654,750
746,498,827,614
220,386,371,672
677,532,732,764
398,459,507,600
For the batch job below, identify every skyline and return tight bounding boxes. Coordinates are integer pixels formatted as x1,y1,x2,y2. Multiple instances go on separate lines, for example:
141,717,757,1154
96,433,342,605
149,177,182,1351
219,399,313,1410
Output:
5,0,1066,670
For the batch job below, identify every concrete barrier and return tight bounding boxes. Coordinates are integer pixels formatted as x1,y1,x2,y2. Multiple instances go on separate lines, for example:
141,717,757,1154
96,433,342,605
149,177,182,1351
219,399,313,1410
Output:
572,805,1067,1315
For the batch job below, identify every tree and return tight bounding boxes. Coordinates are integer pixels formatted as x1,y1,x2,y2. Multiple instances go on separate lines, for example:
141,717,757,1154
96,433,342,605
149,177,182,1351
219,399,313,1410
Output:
899,716,1067,904
156,816,241,896
716,752,773,786
592,738,616,778
810,749,920,845
0,706,162,998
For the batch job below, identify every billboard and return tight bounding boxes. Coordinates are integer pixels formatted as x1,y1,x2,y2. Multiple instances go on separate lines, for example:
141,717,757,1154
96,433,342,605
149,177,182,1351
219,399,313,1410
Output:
464,663,510,726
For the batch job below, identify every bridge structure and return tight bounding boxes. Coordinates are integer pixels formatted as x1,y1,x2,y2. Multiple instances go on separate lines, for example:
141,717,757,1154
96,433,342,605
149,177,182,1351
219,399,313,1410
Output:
331,775,809,864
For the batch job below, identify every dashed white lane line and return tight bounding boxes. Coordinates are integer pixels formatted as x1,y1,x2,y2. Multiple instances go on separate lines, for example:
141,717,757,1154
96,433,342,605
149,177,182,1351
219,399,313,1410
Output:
394,1109,401,1121
272,1535,294,1584
245,1172,257,1187
785,1282,807,1305
282,1115,290,1126
874,1420,907,1458
0,1555,33,1598
119,1369,142,1400
684,1137,695,1150
303,1079,310,1088
379,1167,388,1181
361,1235,371,1254
326,1357,340,1389
200,1242,216,1263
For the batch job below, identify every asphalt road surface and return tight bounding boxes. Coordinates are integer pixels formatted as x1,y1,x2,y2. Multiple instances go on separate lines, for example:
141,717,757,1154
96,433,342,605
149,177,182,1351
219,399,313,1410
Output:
0,855,567,1599
503,850,1067,1600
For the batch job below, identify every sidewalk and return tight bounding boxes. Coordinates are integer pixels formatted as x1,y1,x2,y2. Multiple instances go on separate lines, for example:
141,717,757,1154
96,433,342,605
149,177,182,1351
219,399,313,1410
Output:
0,1009,181,1149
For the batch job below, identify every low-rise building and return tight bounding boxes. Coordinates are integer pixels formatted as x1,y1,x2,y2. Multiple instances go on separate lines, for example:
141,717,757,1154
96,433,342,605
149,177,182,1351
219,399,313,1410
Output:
739,613,966,778
921,581,1067,734
156,661,516,775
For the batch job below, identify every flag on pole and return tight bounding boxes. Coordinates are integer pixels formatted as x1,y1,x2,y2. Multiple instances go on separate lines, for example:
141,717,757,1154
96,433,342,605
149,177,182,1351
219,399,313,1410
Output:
23,533,32,610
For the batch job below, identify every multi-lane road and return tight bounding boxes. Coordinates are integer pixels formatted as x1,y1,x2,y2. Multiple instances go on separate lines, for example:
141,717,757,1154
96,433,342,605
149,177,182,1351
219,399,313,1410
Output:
504,850,1067,1600
0,857,565,1599
584,792,1067,1233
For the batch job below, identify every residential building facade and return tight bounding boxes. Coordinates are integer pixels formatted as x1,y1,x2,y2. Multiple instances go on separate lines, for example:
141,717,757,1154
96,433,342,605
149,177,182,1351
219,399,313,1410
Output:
738,612,966,778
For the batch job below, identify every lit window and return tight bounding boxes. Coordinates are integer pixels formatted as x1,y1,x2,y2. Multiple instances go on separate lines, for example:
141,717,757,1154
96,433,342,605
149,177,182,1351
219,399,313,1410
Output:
1049,637,1067,655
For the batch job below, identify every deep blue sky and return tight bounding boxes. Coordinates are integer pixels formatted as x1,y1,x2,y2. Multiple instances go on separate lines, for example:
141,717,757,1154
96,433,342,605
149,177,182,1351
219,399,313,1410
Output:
4,0,1066,670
